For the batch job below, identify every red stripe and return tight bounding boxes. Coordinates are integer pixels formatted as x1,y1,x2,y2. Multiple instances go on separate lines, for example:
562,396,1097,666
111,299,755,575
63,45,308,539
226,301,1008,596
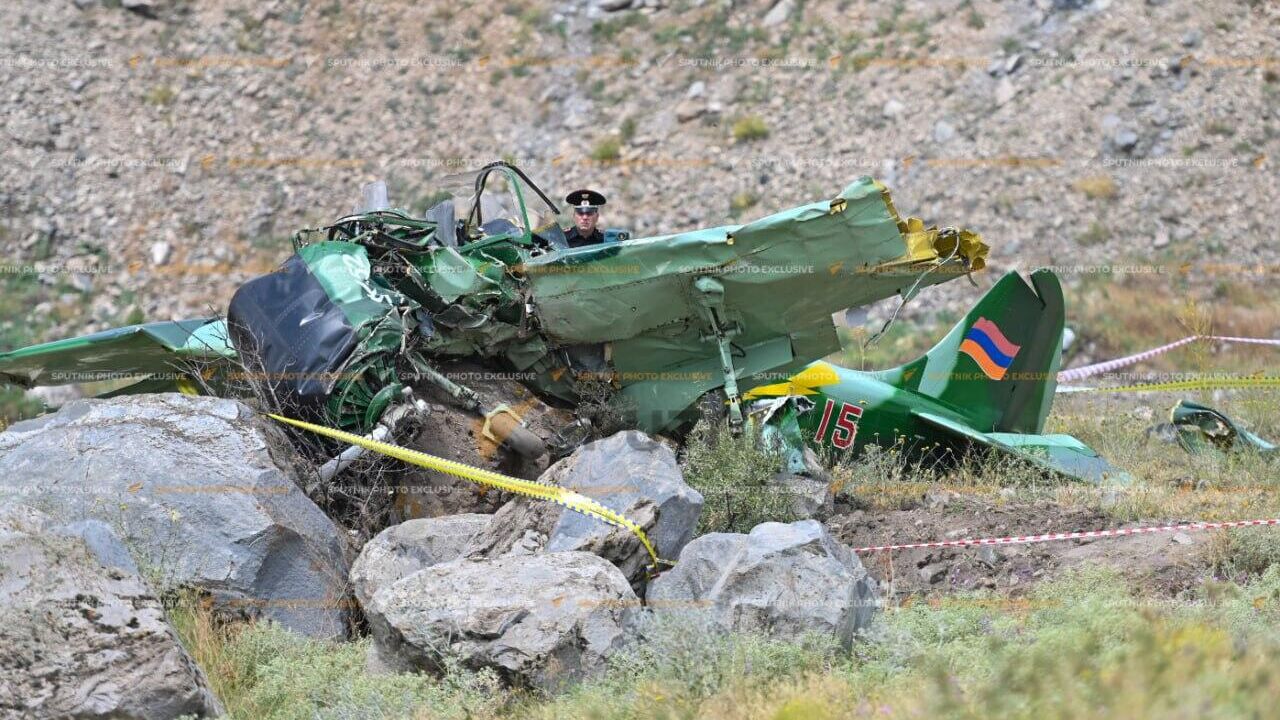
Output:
973,317,1021,357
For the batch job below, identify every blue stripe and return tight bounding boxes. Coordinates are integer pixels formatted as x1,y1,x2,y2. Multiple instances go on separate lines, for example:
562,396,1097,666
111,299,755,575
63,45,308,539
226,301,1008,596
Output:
963,328,1015,368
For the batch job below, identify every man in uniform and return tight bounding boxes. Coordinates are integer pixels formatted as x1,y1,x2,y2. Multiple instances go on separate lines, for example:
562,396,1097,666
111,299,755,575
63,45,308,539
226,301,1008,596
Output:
563,189,607,248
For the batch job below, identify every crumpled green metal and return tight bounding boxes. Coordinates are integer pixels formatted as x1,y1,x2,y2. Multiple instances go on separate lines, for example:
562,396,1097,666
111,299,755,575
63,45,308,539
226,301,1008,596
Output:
1168,400,1277,455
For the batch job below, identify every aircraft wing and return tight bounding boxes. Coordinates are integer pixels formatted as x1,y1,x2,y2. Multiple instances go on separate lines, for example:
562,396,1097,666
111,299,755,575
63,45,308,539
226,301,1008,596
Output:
0,318,235,388
524,177,988,431
913,410,1130,485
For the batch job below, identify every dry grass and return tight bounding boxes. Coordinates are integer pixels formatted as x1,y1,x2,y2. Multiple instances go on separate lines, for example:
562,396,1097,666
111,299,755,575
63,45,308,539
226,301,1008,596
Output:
1072,174,1119,200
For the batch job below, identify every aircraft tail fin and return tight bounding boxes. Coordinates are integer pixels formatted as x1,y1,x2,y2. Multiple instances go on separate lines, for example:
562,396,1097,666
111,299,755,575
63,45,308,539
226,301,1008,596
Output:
872,269,1064,434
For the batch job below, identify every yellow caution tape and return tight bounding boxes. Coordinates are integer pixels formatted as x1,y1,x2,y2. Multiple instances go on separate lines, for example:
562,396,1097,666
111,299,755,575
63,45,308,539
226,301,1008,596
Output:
268,413,672,572
1074,376,1280,394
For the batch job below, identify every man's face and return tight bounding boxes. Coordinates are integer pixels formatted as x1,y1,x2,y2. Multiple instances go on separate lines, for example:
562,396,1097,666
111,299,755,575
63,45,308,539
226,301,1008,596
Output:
574,207,599,234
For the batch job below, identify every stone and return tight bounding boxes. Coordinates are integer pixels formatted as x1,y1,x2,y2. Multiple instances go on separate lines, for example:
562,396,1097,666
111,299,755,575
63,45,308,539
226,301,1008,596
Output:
995,77,1017,105
0,394,353,638
646,520,878,648
762,0,795,28
770,447,834,520
468,431,702,587
918,562,947,583
121,0,159,18
350,513,490,607
1180,29,1202,48
977,545,1001,567
932,119,957,144
0,508,221,719
881,99,905,118
675,100,707,123
151,240,172,266
365,551,636,690
1113,127,1140,152
771,472,833,519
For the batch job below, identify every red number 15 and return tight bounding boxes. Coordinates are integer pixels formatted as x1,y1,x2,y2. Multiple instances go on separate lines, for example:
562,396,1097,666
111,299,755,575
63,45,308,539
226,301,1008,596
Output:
814,399,863,450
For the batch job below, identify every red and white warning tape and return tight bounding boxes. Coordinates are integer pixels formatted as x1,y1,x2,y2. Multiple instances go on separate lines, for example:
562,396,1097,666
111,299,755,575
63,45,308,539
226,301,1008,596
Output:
853,517,1280,554
1056,335,1280,383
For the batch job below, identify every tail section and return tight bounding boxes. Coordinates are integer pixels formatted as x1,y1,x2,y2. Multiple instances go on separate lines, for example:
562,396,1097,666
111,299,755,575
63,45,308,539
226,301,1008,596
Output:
873,269,1064,433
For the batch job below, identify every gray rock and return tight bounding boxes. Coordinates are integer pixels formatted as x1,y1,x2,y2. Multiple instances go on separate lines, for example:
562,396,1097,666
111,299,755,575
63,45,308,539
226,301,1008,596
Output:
0,508,221,719
150,240,172,266
770,448,834,519
977,545,1001,567
468,431,702,587
366,551,637,690
121,0,159,18
762,0,795,28
350,513,490,607
646,520,878,648
881,99,905,118
1113,127,1140,152
1180,29,1202,48
675,100,707,124
0,394,352,638
995,77,1017,106
932,120,957,144
918,562,947,583
770,473,833,519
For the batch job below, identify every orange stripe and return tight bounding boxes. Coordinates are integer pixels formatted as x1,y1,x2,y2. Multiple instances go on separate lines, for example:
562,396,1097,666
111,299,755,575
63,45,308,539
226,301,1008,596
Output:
960,338,1007,380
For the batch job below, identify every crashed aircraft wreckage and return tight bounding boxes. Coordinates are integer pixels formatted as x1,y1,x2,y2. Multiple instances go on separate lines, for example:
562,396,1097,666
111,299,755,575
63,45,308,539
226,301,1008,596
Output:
0,161,1124,484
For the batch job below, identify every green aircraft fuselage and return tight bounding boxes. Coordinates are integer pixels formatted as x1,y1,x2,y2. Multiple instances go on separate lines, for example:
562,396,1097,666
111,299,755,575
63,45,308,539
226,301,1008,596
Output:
750,268,1127,484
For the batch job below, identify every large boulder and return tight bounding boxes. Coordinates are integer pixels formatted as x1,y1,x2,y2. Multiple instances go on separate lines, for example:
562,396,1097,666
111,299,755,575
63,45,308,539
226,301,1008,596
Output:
468,431,703,586
0,394,353,638
646,520,878,647
0,507,221,719
365,551,637,691
350,513,490,607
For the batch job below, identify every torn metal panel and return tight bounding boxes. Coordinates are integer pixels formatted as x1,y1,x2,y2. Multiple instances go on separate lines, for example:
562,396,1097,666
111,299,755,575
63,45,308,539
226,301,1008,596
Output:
1166,400,1277,455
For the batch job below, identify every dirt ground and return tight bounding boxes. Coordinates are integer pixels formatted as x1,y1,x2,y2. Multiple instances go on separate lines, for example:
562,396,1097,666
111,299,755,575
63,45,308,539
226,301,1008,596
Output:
827,494,1212,603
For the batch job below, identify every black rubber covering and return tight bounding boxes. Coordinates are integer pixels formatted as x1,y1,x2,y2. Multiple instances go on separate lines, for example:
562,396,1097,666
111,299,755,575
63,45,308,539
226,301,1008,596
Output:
227,254,359,413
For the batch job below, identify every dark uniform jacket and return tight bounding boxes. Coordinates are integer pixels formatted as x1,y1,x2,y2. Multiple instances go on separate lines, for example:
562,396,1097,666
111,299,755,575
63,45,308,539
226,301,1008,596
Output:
564,226,604,248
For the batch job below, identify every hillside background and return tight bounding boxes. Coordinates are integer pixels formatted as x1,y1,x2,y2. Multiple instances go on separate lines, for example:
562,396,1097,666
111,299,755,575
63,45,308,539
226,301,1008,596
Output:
3,0,1278,368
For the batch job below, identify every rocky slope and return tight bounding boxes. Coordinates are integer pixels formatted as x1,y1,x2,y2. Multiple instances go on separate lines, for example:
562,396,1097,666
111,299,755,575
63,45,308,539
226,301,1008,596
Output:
3,0,1276,343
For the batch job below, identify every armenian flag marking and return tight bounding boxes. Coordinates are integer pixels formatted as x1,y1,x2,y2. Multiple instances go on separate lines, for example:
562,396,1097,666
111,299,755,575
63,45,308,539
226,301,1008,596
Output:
959,316,1021,380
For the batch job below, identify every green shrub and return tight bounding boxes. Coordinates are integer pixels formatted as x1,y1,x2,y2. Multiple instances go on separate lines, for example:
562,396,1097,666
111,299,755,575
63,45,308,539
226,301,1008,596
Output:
731,115,770,143
680,419,794,533
167,593,501,720
1209,526,1280,578
729,191,758,217
590,137,621,162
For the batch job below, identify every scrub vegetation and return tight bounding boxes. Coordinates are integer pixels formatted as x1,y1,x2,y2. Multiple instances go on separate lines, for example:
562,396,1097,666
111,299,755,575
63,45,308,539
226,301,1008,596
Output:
170,565,1280,720
169,383,1280,719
